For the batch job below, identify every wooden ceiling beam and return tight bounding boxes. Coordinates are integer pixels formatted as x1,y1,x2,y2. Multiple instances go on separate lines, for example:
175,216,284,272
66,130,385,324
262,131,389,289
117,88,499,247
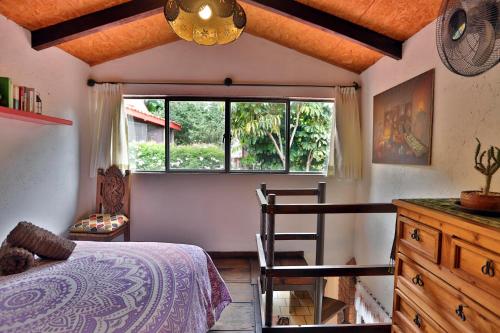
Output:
241,0,402,59
32,0,402,60
31,0,165,50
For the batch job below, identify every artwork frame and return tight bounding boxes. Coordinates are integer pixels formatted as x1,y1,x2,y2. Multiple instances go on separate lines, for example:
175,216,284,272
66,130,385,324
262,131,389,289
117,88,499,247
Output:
372,69,435,165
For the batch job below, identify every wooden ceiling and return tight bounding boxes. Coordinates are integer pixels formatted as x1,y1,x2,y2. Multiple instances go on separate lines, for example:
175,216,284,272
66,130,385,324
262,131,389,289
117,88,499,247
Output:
296,0,442,41
0,0,442,73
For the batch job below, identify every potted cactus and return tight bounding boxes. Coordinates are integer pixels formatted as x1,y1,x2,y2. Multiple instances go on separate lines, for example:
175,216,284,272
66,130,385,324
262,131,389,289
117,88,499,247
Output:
460,138,500,212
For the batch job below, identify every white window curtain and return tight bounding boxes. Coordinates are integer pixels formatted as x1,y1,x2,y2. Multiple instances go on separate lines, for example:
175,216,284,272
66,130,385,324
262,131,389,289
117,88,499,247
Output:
89,83,128,177
328,86,362,179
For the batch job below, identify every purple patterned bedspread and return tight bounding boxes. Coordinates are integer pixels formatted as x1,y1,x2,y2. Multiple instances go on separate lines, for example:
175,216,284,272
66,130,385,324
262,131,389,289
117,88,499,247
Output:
0,242,231,333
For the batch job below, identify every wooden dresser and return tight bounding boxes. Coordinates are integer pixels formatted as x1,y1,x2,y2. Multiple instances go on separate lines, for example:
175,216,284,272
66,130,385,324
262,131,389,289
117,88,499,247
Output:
392,199,500,333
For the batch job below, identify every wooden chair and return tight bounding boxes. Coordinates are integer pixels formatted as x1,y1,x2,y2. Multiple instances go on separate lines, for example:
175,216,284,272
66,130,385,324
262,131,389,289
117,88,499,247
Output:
69,166,131,242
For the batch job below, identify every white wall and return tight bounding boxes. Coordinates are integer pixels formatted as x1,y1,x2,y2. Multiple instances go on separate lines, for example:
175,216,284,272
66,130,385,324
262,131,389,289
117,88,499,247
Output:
90,34,361,265
90,34,359,98
0,15,90,239
129,174,358,265
355,21,500,312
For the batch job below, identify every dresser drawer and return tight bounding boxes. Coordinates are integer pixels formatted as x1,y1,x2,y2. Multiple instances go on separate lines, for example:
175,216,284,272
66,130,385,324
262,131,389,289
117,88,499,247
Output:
399,216,441,264
393,289,445,333
397,254,500,332
450,237,500,298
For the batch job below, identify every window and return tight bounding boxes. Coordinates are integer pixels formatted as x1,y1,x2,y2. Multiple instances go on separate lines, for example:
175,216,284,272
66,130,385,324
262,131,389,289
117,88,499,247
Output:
231,101,287,171
125,97,334,174
126,98,166,172
289,101,334,173
169,101,225,171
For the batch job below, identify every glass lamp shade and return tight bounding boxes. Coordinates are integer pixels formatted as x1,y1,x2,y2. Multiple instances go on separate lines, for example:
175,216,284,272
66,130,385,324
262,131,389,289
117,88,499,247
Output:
165,0,246,46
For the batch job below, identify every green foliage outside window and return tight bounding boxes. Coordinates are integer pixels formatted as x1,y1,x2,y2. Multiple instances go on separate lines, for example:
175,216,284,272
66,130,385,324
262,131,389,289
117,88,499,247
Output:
169,101,224,146
128,99,333,173
128,141,165,171
231,102,286,170
144,99,165,118
289,102,333,172
230,101,333,172
129,142,224,171
170,145,224,170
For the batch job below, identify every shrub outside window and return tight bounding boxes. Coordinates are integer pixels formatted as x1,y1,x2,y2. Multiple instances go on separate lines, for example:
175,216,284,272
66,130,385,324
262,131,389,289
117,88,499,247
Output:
127,98,166,172
169,101,225,171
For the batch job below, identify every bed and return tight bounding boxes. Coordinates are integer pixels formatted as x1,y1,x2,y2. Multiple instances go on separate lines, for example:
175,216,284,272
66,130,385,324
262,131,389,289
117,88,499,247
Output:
0,241,231,333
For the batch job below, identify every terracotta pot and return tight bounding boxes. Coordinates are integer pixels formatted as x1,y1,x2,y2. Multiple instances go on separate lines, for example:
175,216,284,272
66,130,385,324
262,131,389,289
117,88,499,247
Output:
460,191,500,212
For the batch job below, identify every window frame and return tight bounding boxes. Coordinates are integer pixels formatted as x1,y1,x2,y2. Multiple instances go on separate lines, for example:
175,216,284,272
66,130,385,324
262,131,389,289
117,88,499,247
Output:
167,97,227,174
228,97,289,174
124,95,334,175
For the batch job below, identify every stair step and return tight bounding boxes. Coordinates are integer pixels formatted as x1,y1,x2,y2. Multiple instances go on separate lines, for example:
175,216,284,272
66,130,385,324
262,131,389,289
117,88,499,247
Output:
272,257,316,287
322,297,346,323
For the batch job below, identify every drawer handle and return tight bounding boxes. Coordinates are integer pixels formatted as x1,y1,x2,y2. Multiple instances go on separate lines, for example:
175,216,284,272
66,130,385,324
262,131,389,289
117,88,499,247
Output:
413,314,422,328
481,260,495,277
455,304,467,321
410,228,421,241
411,274,424,287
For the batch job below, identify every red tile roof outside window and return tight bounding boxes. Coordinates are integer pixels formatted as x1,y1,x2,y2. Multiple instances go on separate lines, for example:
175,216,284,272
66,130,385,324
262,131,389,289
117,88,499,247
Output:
124,99,181,131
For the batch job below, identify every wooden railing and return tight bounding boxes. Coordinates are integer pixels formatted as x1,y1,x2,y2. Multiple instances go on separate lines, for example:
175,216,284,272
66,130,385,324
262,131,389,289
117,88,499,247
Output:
256,183,397,332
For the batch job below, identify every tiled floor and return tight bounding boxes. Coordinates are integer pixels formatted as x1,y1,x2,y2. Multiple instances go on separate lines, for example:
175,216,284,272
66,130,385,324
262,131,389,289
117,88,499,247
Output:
269,291,316,325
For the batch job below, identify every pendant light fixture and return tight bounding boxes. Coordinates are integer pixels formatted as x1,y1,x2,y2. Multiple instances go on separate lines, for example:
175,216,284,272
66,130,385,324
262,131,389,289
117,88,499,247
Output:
164,0,247,46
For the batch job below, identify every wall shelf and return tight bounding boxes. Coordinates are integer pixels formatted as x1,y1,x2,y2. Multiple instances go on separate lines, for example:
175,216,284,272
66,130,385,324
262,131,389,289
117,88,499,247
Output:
0,106,73,126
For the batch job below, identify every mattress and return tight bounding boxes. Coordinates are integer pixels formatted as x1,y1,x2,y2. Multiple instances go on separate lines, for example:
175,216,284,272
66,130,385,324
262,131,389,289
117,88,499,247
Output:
0,241,231,333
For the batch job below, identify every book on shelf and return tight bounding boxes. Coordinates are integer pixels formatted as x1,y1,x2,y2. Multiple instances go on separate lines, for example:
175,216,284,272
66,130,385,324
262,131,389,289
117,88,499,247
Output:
13,84,19,109
19,86,25,111
0,77,13,108
0,76,42,114
36,92,42,114
27,88,35,112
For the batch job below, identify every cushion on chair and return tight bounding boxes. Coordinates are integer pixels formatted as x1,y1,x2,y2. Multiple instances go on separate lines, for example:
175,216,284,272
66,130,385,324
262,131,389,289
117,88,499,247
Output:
70,214,128,234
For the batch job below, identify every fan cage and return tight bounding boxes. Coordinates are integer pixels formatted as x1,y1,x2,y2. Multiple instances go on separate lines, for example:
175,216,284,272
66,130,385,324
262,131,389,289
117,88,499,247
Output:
436,0,500,76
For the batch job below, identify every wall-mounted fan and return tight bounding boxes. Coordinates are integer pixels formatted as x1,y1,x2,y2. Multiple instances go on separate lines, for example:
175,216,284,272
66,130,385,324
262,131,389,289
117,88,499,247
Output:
436,0,500,76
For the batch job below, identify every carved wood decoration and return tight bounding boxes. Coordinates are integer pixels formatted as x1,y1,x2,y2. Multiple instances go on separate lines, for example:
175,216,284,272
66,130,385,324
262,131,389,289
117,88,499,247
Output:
97,165,129,215
69,165,131,242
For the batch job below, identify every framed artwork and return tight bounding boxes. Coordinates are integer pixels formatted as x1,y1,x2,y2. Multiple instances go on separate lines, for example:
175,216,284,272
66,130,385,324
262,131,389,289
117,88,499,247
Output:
372,69,434,165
